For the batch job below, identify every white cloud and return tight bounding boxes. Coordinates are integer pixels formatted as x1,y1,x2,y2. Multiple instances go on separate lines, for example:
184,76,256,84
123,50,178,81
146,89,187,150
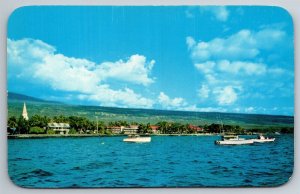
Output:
268,67,289,76
186,36,196,49
158,92,187,109
213,86,238,105
181,105,227,112
156,91,228,113
195,60,267,76
7,38,155,108
35,54,99,93
218,60,267,75
185,8,195,18
79,86,154,108
201,6,230,22
198,107,227,112
234,108,241,113
187,28,286,62
7,38,56,65
96,55,155,86
198,84,210,98
245,107,255,113
195,61,216,74
186,27,290,108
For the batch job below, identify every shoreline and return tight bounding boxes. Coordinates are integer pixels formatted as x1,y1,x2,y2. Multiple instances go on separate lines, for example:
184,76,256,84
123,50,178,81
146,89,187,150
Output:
7,133,219,139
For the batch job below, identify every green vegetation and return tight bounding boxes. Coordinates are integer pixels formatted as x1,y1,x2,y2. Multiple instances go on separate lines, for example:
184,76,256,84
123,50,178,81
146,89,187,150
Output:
68,128,77,134
7,94,294,135
137,123,153,134
46,129,56,135
29,127,45,134
7,114,293,135
8,100,294,130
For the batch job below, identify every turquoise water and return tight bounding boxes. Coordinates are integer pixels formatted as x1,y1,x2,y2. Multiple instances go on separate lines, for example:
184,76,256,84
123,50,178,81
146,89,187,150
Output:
8,135,293,188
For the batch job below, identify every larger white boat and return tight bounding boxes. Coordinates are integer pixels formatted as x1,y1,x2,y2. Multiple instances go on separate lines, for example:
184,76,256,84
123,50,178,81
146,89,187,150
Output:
215,135,254,145
123,135,151,143
252,135,275,143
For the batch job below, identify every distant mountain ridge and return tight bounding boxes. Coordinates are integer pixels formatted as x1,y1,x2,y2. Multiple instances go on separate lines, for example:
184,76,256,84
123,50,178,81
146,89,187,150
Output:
8,92,58,103
7,92,293,129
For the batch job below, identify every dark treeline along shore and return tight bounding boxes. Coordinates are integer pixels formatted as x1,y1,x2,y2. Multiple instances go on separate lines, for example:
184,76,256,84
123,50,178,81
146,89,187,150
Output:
7,92,294,136
7,114,294,136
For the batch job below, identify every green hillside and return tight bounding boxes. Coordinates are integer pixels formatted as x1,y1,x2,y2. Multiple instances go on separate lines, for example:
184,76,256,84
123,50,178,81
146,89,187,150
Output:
8,93,294,129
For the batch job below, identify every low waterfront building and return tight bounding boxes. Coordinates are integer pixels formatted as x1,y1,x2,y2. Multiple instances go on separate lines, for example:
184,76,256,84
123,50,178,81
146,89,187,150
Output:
107,126,125,134
123,125,139,135
48,123,70,134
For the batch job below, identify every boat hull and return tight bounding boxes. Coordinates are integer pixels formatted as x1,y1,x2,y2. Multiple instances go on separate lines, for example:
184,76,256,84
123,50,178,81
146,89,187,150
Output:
215,139,254,145
123,137,151,143
253,138,275,143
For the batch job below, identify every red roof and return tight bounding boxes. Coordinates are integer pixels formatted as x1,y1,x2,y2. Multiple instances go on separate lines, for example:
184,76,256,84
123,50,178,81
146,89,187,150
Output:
150,125,159,130
188,124,203,131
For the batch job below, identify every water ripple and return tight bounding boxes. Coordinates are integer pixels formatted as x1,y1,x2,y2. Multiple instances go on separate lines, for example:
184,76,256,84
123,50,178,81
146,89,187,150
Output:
8,135,294,187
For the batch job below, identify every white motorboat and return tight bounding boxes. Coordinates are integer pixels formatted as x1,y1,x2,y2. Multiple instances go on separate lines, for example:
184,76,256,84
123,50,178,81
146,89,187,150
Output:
123,135,151,143
215,135,254,145
252,135,275,143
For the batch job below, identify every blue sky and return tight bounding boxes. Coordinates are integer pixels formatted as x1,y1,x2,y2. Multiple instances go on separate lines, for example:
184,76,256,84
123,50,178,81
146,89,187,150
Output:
7,6,294,115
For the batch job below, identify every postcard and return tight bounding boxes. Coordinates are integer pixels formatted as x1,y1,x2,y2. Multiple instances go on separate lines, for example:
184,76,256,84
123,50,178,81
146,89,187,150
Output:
7,6,294,188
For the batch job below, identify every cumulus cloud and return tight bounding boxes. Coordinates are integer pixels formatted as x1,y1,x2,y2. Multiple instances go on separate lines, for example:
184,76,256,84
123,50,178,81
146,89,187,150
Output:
217,60,267,75
96,55,155,86
197,107,227,112
77,86,154,108
156,92,228,113
187,28,286,62
186,36,196,49
186,27,290,107
245,107,255,113
7,38,155,108
8,38,231,112
195,61,216,74
158,92,187,109
201,6,230,22
35,54,99,93
213,86,238,105
195,60,267,76
198,84,210,98
182,105,227,112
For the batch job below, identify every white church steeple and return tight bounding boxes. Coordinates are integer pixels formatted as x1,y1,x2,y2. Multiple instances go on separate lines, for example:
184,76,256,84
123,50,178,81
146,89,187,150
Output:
22,102,29,120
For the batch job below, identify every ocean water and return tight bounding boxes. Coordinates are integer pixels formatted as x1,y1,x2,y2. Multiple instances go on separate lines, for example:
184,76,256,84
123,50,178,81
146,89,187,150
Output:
8,135,294,188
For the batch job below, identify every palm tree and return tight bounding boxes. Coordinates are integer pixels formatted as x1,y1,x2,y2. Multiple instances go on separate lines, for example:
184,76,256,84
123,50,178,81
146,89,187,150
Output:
157,121,168,134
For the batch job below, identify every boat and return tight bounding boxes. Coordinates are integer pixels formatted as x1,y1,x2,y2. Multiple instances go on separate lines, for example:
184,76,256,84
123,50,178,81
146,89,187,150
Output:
215,135,254,145
123,135,151,143
252,135,275,143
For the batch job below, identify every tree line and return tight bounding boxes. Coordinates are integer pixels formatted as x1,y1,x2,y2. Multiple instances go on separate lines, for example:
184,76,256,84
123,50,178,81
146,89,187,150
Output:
7,115,293,135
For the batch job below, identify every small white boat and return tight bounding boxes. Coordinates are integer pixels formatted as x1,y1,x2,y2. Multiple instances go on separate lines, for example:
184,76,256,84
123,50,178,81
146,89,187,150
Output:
252,135,275,143
215,135,254,145
123,135,151,143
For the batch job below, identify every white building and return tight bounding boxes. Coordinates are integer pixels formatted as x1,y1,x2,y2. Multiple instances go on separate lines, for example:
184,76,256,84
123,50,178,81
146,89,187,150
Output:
107,126,125,134
48,123,70,134
123,125,139,135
